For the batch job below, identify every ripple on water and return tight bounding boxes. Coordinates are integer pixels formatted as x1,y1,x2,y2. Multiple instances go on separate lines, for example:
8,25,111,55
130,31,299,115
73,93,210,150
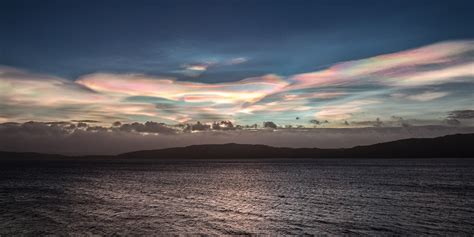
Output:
0,158,474,235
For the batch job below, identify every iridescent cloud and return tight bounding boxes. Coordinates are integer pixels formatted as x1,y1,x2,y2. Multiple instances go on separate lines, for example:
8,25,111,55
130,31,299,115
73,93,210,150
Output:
314,100,380,120
0,40,473,126
76,73,288,104
287,40,474,90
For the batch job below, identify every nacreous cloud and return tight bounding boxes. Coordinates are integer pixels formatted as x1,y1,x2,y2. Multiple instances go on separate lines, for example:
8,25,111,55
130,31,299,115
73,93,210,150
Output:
76,73,288,104
288,40,474,90
0,40,473,125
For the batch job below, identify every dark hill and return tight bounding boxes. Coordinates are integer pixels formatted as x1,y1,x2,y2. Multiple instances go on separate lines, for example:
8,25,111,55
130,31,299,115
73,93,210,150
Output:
119,133,474,159
0,133,473,160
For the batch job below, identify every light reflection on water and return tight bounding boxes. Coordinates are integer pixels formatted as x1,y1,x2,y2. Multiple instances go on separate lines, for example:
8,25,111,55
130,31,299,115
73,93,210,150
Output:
1,159,474,235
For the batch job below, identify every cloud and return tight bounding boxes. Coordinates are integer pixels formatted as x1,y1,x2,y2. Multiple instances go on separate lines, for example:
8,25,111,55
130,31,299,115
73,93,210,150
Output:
350,118,384,127
0,40,473,125
315,100,379,120
186,64,209,71
76,73,288,105
389,62,474,87
444,118,461,126
71,120,100,123
225,57,248,65
180,62,214,76
178,57,248,77
405,92,449,101
282,92,347,101
286,40,474,91
0,66,109,107
448,110,474,119
119,121,177,134
1,121,473,155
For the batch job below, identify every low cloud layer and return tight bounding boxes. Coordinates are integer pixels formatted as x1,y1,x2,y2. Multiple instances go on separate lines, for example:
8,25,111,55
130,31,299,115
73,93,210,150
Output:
448,110,474,119
1,121,473,155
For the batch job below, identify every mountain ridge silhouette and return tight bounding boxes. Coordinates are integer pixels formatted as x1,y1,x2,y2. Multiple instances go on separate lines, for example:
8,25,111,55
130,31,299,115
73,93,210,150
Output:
1,133,472,159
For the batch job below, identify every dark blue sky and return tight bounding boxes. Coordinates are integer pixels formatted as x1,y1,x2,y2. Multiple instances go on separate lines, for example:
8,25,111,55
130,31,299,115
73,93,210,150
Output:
1,0,474,82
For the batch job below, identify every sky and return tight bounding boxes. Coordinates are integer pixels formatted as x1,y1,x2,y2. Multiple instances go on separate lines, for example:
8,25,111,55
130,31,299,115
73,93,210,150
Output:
0,0,473,153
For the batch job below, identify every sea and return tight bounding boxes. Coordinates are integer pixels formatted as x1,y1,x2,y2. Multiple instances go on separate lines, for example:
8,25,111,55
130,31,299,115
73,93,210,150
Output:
1,158,473,235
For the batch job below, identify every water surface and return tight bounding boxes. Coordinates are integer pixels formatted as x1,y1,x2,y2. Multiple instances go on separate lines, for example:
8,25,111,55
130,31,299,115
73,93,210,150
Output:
1,158,473,235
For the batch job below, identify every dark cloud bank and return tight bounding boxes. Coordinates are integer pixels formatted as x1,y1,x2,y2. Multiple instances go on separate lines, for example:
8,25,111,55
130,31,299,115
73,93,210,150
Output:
1,121,473,155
